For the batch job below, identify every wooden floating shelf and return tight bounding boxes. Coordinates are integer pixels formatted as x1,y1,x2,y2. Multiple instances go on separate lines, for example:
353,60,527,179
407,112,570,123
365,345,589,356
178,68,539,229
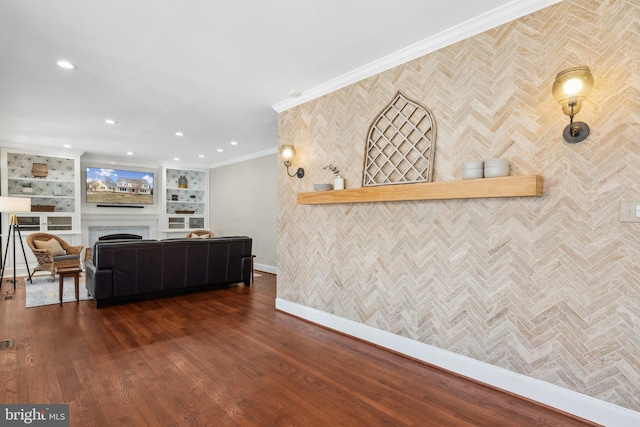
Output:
297,175,543,205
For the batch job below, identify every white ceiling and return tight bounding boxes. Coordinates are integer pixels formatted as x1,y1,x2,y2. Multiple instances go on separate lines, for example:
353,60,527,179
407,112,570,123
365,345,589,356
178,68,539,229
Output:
0,0,550,168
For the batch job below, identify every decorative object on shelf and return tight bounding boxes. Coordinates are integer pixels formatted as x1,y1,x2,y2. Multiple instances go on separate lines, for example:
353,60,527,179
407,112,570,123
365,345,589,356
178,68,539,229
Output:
53,185,62,196
178,175,188,188
483,158,510,178
462,162,484,180
323,164,344,190
31,205,56,212
363,92,436,187
21,182,34,194
31,163,49,178
175,209,195,214
552,66,593,143
313,183,333,192
189,194,197,200
280,145,304,178
171,194,178,201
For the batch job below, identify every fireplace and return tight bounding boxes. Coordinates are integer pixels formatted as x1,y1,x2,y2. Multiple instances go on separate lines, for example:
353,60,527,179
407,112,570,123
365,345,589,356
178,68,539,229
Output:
89,226,149,245
81,213,159,251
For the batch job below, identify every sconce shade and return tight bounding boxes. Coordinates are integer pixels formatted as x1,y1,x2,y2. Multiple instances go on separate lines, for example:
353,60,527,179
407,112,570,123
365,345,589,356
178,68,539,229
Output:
280,145,295,166
552,66,593,143
0,196,31,213
279,144,304,178
552,66,593,116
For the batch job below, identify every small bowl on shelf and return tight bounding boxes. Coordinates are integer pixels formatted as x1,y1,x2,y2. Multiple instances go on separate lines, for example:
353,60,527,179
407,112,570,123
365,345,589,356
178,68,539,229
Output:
462,161,484,180
314,183,333,191
484,158,509,168
483,166,509,178
462,161,484,170
462,169,484,180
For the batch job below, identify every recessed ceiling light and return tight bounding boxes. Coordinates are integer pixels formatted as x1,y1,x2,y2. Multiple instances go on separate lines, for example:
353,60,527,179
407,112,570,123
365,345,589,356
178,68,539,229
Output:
198,154,205,158
174,157,180,161
230,141,238,146
105,119,117,125
63,144,71,148
217,149,223,153
126,152,134,155
175,131,184,137
57,60,76,70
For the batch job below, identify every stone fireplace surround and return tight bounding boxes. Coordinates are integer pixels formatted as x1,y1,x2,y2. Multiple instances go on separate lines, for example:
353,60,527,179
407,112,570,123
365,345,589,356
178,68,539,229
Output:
81,213,159,252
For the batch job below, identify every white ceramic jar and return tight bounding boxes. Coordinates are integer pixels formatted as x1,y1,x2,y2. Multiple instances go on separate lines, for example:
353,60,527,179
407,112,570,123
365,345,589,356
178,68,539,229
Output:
462,161,484,180
484,158,509,177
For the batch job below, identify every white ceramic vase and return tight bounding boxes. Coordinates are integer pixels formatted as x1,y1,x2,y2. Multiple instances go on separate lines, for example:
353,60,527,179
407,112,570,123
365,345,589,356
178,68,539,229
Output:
334,175,344,190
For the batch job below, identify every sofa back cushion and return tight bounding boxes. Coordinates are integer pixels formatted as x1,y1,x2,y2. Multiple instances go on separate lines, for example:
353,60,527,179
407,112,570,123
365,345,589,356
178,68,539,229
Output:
93,240,162,297
93,237,252,297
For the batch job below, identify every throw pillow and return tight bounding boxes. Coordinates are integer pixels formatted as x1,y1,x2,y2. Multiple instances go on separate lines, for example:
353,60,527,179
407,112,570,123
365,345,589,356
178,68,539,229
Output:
33,238,66,256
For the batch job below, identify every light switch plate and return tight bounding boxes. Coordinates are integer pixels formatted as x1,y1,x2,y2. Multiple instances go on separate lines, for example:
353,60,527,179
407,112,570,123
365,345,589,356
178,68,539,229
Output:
619,201,640,222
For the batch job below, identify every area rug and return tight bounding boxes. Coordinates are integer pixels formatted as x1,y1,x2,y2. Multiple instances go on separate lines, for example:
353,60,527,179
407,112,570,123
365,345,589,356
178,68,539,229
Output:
25,274,92,308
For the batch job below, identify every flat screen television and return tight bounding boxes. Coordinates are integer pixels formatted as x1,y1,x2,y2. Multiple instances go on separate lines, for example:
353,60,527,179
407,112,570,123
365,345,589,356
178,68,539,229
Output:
86,167,154,205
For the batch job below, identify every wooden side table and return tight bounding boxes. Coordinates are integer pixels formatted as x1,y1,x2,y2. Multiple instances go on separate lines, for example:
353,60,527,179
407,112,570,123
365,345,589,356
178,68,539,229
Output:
57,267,82,306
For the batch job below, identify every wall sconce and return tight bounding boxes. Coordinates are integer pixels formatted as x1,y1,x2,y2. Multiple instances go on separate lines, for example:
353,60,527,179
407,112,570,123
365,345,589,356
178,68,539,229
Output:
552,66,594,143
280,145,304,178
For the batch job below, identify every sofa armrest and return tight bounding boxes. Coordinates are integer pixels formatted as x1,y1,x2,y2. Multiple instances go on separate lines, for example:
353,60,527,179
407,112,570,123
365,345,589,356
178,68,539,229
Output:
84,261,113,302
84,260,97,275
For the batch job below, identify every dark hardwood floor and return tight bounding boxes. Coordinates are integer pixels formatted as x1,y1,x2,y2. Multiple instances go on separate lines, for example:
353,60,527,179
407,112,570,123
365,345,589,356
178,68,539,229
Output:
0,273,599,426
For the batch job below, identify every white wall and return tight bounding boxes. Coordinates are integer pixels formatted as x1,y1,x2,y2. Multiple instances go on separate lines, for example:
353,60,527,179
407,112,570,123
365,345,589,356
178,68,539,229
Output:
210,154,278,272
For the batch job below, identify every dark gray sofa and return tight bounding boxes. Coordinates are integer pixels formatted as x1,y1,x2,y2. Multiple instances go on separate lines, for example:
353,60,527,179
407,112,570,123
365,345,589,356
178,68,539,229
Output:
84,236,253,308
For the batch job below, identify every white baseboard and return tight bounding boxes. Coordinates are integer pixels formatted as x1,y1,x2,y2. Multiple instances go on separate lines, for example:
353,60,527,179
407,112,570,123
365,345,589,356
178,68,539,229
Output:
275,298,640,427
254,263,277,275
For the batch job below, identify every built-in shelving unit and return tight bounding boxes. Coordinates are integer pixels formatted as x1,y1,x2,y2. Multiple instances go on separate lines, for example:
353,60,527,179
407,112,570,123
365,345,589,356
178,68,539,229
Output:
1,147,83,275
162,167,209,234
297,175,543,205
1,148,81,229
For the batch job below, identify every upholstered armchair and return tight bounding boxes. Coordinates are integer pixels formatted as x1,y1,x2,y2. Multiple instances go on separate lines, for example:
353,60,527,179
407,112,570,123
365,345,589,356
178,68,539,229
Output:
185,229,215,238
26,233,84,280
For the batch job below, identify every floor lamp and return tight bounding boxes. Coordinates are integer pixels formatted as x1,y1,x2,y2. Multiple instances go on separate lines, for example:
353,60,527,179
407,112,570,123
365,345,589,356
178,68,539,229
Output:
0,196,32,291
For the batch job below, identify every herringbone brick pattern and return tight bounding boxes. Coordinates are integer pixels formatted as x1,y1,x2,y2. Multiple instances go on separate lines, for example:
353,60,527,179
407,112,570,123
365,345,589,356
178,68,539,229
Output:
277,0,640,411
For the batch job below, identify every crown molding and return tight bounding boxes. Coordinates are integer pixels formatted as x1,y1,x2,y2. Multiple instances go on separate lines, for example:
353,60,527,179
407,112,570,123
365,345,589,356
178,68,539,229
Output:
0,141,85,158
209,147,278,169
272,0,561,113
